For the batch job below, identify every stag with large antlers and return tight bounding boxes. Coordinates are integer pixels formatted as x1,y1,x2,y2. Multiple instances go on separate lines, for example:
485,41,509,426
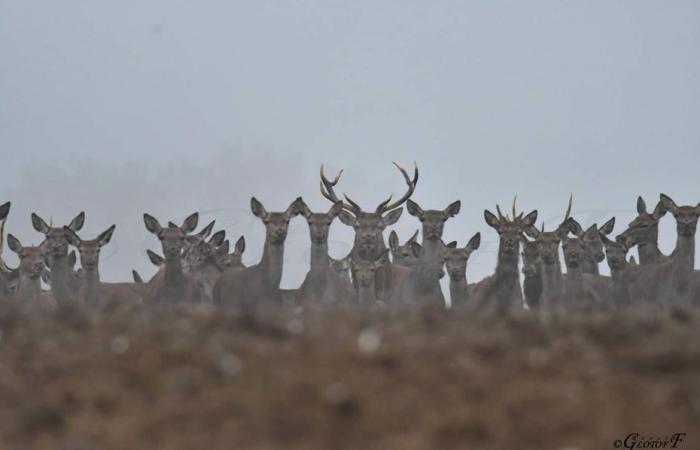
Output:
472,197,537,312
320,162,418,303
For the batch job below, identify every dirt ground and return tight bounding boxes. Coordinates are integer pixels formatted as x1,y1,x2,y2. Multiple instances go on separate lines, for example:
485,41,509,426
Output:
0,302,698,450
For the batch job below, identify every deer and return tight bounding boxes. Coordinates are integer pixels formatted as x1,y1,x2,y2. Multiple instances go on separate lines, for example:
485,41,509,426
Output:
218,236,246,270
213,198,302,308
297,199,351,306
523,195,573,311
618,197,671,265
388,230,421,267
30,211,85,304
0,201,11,297
472,198,537,312
182,228,226,303
600,233,636,306
442,233,481,307
560,218,611,307
521,237,542,310
63,225,144,307
657,194,700,306
143,212,204,304
6,234,55,308
352,250,388,305
391,199,461,305
581,218,615,275
319,162,418,304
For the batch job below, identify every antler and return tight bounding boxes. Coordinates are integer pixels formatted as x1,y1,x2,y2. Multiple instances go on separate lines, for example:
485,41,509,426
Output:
375,161,419,214
320,165,361,214
564,193,573,221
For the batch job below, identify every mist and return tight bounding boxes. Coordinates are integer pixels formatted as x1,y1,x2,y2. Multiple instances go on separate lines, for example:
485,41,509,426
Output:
1,1,699,294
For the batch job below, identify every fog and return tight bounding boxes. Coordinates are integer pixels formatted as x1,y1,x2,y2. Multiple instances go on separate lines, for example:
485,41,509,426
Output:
1,1,699,293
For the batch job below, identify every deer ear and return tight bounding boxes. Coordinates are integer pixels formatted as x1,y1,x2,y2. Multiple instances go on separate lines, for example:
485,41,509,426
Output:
406,200,423,218
636,196,647,214
32,213,50,234
181,212,199,233
216,240,230,257
147,250,165,266
599,233,614,246
68,212,85,232
209,230,226,247
520,210,538,228
338,211,356,227
251,197,268,219
583,224,598,240
41,268,51,285
234,236,246,254
0,202,9,221
444,200,461,218
524,226,540,239
382,208,403,227
484,210,500,230
328,201,343,219
564,217,584,237
409,240,422,258
652,201,667,219
286,197,304,219
599,217,615,235
68,250,77,267
97,225,116,247
388,230,399,252
7,234,22,254
466,232,481,252
143,214,162,235
659,193,679,215
198,220,216,238
132,270,144,283
63,226,81,247
294,198,311,218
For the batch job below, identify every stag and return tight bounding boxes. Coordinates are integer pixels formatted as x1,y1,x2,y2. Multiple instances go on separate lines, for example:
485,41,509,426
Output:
391,199,461,305
472,198,537,312
297,199,350,306
213,198,302,307
320,162,418,303
31,211,85,304
143,212,203,304
388,230,421,267
442,233,481,307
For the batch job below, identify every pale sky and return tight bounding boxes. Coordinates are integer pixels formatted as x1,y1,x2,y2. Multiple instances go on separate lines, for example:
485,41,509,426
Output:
1,1,699,295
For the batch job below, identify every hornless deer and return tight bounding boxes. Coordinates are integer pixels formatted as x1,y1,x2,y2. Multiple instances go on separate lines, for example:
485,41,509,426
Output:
6,234,54,308
143,212,203,304
472,198,538,312
657,194,700,306
352,250,388,305
213,198,302,307
31,211,84,304
64,225,143,307
183,228,226,303
581,218,615,275
521,238,542,310
561,218,611,307
297,199,350,306
391,199,461,305
523,195,573,311
0,201,11,297
320,162,418,304
218,236,246,269
388,230,420,267
442,233,481,307
618,197,671,265
600,234,635,306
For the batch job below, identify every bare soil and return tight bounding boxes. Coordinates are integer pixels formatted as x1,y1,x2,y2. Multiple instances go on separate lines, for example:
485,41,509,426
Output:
0,303,698,450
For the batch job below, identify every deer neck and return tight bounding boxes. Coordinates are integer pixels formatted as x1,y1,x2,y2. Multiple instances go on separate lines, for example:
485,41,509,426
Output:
82,268,102,305
541,260,563,301
671,234,695,290
637,236,664,264
164,254,185,288
357,284,376,305
449,276,468,304
260,238,285,287
583,259,599,275
565,265,584,298
495,245,520,281
48,253,71,300
309,242,329,272
18,273,41,301
414,239,442,287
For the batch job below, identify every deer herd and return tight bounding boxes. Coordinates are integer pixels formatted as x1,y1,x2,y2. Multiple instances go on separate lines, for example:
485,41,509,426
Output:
1,162,699,313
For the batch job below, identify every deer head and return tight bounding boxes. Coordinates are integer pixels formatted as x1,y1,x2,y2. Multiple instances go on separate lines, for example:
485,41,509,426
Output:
183,228,226,271
521,238,541,277
485,197,538,257
320,162,418,260
601,233,630,272
524,194,572,265
560,218,587,269
388,230,421,267
31,211,85,258
352,250,388,289
7,234,46,280
442,233,481,281
659,194,700,238
251,197,303,245
297,199,344,245
219,236,246,269
618,196,666,247
143,212,199,261
406,199,460,241
64,225,116,271
582,217,615,265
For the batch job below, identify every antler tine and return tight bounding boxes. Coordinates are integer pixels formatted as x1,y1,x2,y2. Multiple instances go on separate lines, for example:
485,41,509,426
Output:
320,164,358,214
564,192,573,220
496,204,504,220
409,229,419,243
512,195,517,219
376,161,419,214
343,194,362,213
